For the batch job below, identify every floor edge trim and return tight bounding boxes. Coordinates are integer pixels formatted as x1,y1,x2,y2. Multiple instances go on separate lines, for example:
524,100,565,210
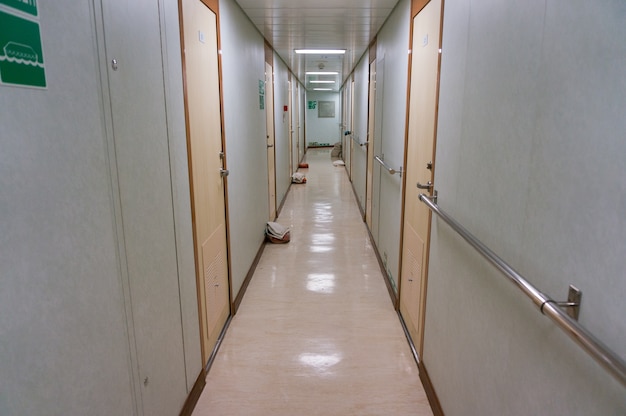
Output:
232,241,266,314
178,367,206,416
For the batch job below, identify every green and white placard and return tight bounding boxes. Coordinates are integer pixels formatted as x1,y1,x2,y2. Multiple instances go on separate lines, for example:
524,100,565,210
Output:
0,0,38,16
0,9,46,88
259,79,265,109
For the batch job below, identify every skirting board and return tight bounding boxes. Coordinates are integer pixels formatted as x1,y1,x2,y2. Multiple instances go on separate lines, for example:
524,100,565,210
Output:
232,239,266,314
419,361,444,416
178,367,206,416
349,176,366,221
398,310,444,415
366,227,399,309
277,183,291,218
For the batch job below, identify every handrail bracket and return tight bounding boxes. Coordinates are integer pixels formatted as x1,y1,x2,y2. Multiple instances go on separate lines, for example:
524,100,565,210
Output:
541,285,581,321
421,189,438,204
541,286,582,321
556,285,582,321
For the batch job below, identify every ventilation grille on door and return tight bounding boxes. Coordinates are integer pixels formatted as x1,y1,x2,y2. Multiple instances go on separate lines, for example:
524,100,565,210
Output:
201,224,227,336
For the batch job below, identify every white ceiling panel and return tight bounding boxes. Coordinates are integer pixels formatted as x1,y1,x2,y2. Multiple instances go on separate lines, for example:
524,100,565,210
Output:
235,0,400,91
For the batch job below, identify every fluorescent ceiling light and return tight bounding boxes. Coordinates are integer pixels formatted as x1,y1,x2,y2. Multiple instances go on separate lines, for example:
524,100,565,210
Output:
310,80,335,84
313,88,333,91
295,49,345,54
306,71,339,75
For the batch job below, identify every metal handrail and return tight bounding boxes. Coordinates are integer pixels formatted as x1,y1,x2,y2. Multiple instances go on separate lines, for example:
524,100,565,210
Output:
419,193,626,388
375,155,402,175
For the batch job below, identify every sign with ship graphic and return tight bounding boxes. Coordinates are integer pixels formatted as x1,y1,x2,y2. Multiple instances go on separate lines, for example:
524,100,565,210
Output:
0,9,46,88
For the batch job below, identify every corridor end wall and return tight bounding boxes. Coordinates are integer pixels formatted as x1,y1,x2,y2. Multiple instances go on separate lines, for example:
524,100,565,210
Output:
305,90,341,147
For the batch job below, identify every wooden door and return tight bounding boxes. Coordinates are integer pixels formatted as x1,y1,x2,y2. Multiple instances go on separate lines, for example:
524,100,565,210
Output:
293,82,301,169
265,61,277,221
181,0,230,365
349,79,356,179
288,76,294,175
297,85,304,163
370,56,385,242
365,59,376,227
399,0,442,358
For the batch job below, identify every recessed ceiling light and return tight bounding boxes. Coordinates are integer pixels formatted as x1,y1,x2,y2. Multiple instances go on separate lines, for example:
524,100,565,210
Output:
310,80,335,84
313,88,333,91
295,49,345,54
306,72,339,75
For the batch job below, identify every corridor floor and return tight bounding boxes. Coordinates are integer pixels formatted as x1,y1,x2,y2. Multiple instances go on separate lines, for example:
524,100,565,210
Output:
192,148,433,415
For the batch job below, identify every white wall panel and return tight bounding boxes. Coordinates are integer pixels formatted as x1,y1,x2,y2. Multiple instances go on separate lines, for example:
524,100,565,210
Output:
0,1,200,414
0,1,135,414
291,81,303,170
298,86,306,162
273,56,291,206
350,54,370,212
372,0,410,290
341,83,352,175
219,0,269,295
160,0,202,392
100,1,189,413
425,0,626,414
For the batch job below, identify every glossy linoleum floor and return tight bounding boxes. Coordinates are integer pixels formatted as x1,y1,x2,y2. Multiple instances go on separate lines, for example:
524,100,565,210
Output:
192,148,433,415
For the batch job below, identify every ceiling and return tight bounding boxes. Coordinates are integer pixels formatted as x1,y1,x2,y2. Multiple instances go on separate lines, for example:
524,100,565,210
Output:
235,0,400,92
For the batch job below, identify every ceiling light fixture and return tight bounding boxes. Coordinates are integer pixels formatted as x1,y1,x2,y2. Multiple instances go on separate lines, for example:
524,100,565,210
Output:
313,88,333,91
295,49,345,54
310,80,335,84
306,71,339,75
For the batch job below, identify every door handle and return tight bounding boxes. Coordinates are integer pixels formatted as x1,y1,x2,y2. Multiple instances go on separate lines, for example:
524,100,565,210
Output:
220,169,229,177
267,144,274,148
416,181,433,190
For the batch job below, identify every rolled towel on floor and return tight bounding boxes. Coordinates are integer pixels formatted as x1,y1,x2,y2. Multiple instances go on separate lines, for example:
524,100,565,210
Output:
266,221,290,243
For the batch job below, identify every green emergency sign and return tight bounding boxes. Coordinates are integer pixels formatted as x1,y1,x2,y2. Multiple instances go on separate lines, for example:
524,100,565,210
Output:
0,10,46,88
0,0,38,16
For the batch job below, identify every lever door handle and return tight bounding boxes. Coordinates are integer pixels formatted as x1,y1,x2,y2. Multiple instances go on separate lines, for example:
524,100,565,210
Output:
267,144,274,148
416,181,433,190
220,169,229,177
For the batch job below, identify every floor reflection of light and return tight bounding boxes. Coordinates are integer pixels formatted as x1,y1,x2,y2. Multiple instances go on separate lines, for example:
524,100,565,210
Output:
310,233,335,244
268,266,278,287
306,273,335,293
313,214,334,223
309,246,333,253
298,352,342,375
313,203,334,222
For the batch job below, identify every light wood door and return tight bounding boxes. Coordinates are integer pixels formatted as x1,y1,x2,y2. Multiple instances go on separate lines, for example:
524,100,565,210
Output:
265,61,277,221
399,0,442,358
365,59,376,227
349,80,355,179
292,82,301,170
288,76,294,175
181,0,230,365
